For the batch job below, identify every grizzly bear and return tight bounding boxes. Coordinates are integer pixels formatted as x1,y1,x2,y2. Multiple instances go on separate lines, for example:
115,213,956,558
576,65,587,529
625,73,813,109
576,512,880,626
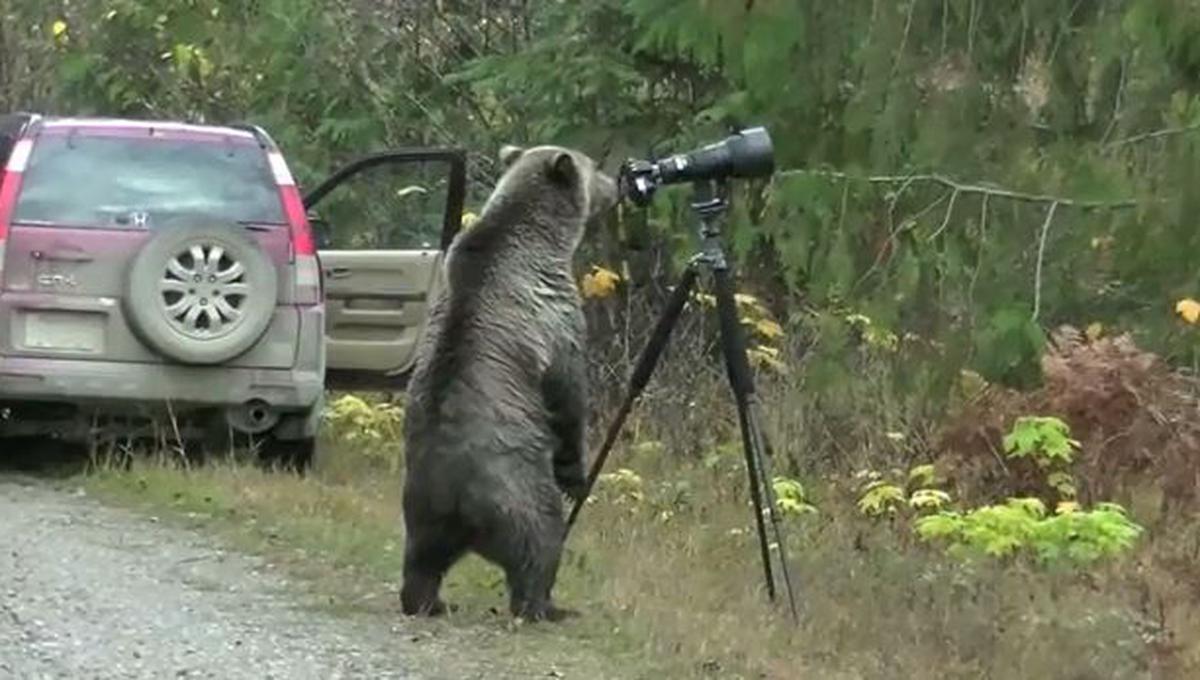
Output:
399,144,617,621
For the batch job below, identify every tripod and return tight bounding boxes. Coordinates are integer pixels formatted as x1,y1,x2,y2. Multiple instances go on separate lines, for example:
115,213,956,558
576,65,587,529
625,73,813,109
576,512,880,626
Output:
564,178,800,623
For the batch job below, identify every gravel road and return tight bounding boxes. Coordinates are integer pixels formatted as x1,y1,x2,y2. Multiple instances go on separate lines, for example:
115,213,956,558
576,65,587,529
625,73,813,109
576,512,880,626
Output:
0,474,592,680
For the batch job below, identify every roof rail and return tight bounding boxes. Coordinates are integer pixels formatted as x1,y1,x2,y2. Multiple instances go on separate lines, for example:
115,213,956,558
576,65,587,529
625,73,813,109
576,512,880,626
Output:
0,112,41,138
226,122,277,150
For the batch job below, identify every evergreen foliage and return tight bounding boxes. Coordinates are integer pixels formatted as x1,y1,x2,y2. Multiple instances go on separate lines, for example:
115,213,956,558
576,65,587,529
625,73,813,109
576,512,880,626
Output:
4,0,1199,400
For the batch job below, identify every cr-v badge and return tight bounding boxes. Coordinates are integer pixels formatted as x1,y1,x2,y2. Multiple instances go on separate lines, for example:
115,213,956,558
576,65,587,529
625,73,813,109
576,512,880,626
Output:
37,273,79,288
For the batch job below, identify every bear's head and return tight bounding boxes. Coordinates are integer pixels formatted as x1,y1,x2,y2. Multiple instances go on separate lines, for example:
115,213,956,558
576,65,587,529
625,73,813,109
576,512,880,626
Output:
488,144,618,250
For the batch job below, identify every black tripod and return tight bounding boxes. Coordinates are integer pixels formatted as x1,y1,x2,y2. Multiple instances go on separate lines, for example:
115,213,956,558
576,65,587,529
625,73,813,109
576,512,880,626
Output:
564,178,800,623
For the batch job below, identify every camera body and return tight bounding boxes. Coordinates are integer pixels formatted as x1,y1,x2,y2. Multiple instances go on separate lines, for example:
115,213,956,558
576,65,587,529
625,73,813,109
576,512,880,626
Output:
619,126,775,206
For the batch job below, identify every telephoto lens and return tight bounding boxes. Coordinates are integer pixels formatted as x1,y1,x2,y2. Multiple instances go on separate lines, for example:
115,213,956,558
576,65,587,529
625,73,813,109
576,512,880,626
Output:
656,126,774,185
619,126,775,206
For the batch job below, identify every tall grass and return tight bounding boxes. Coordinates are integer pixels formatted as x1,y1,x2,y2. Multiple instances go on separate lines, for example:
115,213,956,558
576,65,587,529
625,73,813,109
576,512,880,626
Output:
83,377,1193,678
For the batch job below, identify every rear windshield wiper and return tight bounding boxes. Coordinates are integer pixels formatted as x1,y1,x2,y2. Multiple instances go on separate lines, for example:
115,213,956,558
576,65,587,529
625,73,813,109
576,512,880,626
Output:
236,221,284,231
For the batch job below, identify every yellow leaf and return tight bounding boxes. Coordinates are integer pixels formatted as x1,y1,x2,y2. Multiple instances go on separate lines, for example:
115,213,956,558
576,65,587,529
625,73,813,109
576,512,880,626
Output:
857,482,905,516
754,318,784,341
753,345,780,359
51,19,68,38
1176,298,1200,324
958,369,987,398
1085,322,1103,341
908,488,951,511
195,50,214,79
734,293,769,316
1055,501,1080,515
844,313,871,327
581,266,621,299
907,463,935,485
747,345,787,373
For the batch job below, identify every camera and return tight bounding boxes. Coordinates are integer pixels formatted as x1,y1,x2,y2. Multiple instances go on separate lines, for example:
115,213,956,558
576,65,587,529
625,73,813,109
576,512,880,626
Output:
618,126,775,206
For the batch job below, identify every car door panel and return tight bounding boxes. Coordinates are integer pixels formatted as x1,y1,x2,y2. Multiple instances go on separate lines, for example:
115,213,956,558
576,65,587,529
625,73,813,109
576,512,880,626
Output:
302,149,465,390
319,248,441,373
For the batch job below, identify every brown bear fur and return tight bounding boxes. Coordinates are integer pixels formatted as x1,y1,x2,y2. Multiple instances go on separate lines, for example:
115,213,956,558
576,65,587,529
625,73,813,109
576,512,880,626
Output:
399,144,617,621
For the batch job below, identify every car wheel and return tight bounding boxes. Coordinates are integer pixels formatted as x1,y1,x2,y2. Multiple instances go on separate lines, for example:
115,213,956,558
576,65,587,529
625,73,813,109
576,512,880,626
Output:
124,223,278,365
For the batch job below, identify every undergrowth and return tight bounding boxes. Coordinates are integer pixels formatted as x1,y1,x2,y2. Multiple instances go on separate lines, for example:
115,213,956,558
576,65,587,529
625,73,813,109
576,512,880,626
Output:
78,306,1200,678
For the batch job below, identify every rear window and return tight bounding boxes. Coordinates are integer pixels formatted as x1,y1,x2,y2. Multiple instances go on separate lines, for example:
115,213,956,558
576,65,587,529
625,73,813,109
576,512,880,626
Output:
12,131,286,229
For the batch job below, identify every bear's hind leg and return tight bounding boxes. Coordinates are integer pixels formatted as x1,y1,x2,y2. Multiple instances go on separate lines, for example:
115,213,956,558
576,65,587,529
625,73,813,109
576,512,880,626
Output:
400,520,468,617
473,498,577,622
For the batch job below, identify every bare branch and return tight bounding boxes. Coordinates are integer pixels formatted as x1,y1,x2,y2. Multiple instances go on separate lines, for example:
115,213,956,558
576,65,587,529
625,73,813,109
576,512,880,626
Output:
852,190,951,291
1032,201,1058,322
967,0,979,57
775,169,1140,210
967,193,989,309
1099,57,1128,146
889,0,918,82
926,188,959,241
1105,122,1200,150
886,172,921,232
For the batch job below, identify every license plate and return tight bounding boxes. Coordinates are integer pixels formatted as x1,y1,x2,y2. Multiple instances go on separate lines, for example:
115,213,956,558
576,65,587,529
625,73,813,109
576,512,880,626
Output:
22,310,106,353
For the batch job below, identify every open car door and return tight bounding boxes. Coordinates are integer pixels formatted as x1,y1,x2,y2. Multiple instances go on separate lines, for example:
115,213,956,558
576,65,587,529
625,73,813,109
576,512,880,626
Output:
303,149,467,390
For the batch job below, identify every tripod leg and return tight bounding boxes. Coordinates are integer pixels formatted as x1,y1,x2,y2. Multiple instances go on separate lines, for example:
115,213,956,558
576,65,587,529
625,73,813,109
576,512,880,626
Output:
743,397,802,622
710,266,801,621
564,264,700,535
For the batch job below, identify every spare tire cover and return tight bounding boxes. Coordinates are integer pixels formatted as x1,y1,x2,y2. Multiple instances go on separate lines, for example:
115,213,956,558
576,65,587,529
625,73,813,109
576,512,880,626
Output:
124,223,278,365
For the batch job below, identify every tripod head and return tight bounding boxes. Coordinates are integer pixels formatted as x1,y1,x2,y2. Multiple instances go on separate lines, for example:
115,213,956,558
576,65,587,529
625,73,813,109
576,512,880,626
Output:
688,178,733,272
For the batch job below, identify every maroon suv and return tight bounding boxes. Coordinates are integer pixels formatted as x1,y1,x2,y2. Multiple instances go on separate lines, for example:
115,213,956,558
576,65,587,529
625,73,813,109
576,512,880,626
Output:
0,113,465,468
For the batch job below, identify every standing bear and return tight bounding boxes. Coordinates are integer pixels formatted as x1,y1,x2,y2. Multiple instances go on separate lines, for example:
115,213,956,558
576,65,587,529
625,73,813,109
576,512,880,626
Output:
399,144,618,622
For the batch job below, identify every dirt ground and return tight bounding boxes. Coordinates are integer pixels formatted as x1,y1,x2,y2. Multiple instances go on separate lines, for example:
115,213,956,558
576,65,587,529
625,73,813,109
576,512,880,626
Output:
0,471,612,680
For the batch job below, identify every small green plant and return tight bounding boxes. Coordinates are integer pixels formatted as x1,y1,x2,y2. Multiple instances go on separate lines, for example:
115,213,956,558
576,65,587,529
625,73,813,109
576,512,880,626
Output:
772,476,817,517
907,488,952,511
322,393,405,470
914,498,1144,565
595,467,646,507
854,462,948,517
844,312,899,353
913,416,1144,566
857,478,907,516
1002,415,1079,467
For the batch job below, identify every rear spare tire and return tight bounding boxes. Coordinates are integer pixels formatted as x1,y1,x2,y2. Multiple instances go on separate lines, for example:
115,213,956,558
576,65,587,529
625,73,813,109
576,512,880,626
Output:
125,223,278,365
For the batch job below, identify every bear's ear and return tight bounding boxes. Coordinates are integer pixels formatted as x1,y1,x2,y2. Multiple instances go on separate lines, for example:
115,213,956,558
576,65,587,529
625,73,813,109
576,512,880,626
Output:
547,151,577,185
499,145,524,168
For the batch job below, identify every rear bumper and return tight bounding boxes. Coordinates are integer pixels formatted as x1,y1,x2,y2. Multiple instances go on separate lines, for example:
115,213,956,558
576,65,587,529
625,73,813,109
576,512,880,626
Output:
0,356,322,412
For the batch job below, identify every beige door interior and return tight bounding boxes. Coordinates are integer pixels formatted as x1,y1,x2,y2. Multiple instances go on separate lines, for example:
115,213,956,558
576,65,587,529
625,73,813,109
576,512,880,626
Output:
318,247,442,375
304,150,465,390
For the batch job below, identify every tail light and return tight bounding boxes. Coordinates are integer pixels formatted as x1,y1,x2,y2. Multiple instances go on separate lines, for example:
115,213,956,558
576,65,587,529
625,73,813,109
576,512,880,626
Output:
268,150,321,305
0,139,31,286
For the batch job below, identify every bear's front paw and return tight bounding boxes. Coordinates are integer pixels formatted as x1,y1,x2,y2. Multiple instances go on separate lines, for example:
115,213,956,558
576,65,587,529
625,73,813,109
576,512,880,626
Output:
556,472,589,503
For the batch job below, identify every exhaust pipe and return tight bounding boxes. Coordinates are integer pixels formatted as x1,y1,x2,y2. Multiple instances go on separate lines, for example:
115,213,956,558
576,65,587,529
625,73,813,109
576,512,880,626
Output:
225,399,280,435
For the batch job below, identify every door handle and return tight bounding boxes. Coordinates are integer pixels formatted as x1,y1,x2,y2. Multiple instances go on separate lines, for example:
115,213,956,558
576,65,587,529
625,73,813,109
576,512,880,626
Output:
324,267,352,279
31,249,93,263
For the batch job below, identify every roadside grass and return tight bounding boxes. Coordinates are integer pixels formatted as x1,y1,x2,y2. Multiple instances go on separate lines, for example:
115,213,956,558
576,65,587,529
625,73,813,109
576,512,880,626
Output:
81,413,1191,680
83,448,642,680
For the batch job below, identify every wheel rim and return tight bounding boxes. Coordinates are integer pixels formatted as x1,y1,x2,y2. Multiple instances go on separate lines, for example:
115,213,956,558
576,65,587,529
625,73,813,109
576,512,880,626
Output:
158,241,251,340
